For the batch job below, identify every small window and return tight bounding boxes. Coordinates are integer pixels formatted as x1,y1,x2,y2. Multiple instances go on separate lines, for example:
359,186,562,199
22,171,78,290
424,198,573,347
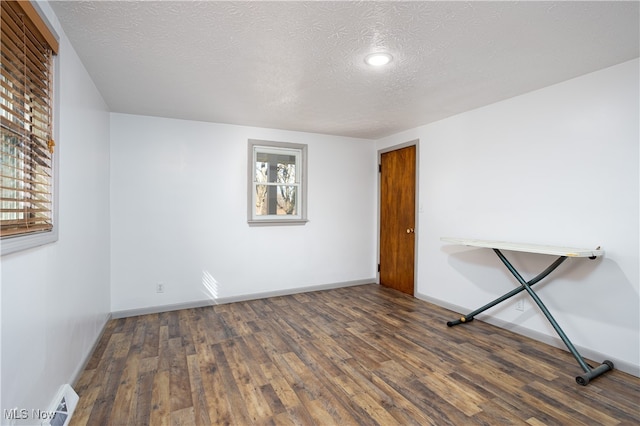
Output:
1,1,59,254
248,140,308,226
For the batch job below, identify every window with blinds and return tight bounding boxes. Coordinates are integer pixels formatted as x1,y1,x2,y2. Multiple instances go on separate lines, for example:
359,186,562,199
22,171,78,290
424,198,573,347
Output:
1,0,58,242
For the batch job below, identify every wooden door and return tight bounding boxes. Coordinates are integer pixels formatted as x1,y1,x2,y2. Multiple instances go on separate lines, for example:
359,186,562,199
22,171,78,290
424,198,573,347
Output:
379,145,416,295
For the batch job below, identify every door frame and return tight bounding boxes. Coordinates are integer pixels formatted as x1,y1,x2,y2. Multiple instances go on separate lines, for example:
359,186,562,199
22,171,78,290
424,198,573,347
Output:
377,140,420,294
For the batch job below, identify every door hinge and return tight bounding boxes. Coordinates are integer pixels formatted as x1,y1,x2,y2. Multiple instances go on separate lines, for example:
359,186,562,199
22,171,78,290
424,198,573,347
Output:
377,263,381,272
378,164,382,173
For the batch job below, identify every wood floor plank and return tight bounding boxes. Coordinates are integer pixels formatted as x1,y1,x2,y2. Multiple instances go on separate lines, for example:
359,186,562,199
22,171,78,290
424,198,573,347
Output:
168,336,193,412
68,385,101,426
179,310,197,356
416,370,485,417
476,398,530,426
353,392,404,425
369,370,439,425
149,369,170,426
221,339,273,421
259,383,287,417
338,357,433,425
527,379,621,426
170,406,196,426
303,338,347,379
71,284,640,425
260,362,302,410
276,351,324,403
304,398,345,425
186,353,212,426
197,345,233,424
140,313,159,359
133,357,156,426
210,342,255,424
405,377,476,425
188,306,234,425
108,353,139,425
518,381,604,425
84,333,132,426
149,325,170,426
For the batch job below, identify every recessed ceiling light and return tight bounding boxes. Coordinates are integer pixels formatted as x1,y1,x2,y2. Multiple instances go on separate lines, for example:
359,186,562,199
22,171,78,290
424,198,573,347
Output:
365,52,393,67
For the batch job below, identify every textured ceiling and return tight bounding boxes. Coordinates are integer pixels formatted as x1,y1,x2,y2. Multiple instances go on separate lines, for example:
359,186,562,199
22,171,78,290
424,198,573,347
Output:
50,1,639,139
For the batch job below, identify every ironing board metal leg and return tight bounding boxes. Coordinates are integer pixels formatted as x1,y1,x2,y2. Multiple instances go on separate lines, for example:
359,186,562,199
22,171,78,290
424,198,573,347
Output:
493,249,590,372
492,249,613,385
446,255,567,327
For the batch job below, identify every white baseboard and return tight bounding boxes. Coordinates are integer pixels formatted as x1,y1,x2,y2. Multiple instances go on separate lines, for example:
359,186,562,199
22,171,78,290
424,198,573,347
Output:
416,292,639,378
111,278,376,319
70,312,112,386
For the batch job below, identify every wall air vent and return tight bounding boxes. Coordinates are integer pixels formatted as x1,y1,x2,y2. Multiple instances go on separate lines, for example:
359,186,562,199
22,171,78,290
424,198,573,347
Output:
42,384,79,426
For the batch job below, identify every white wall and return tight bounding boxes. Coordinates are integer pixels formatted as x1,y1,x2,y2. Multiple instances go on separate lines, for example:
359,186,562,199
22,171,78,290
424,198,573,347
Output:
377,59,640,375
110,114,377,314
0,1,111,420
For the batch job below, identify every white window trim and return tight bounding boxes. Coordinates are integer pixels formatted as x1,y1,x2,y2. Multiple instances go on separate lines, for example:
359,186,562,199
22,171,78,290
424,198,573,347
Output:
1,2,59,256
248,139,308,226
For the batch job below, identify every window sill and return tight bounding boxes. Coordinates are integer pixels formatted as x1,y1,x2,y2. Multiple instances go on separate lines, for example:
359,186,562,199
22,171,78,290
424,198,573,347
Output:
1,230,58,256
248,219,309,227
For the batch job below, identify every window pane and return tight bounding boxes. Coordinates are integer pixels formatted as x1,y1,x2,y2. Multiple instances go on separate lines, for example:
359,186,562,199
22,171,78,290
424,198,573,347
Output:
276,185,297,215
255,184,268,215
255,162,268,183
254,152,297,184
277,162,295,184
255,184,297,216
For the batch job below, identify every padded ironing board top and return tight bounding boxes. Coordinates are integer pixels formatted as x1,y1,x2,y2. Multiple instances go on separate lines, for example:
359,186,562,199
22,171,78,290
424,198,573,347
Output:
441,237,603,258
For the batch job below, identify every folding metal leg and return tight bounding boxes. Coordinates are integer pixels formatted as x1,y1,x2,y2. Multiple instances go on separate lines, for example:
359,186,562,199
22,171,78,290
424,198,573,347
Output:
447,249,614,385
446,254,567,326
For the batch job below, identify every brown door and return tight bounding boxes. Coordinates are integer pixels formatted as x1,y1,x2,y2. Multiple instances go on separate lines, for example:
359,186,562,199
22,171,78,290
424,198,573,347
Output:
379,145,416,296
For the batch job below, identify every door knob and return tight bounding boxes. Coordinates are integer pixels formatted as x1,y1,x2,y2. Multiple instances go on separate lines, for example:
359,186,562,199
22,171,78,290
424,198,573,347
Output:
406,228,415,234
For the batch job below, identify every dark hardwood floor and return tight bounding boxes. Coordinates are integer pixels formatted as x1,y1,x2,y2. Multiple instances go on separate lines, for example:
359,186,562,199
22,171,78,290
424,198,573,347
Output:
71,284,640,425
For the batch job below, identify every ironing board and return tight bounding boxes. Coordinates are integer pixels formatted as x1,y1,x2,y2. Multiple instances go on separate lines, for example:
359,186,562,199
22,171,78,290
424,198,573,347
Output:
441,237,613,385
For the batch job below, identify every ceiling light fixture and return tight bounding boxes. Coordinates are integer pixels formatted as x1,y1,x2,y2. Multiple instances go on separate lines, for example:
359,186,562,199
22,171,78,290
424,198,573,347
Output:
365,52,393,67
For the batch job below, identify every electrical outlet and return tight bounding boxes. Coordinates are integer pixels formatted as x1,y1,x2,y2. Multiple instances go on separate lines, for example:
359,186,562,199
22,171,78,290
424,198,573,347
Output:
156,283,165,293
516,298,524,311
